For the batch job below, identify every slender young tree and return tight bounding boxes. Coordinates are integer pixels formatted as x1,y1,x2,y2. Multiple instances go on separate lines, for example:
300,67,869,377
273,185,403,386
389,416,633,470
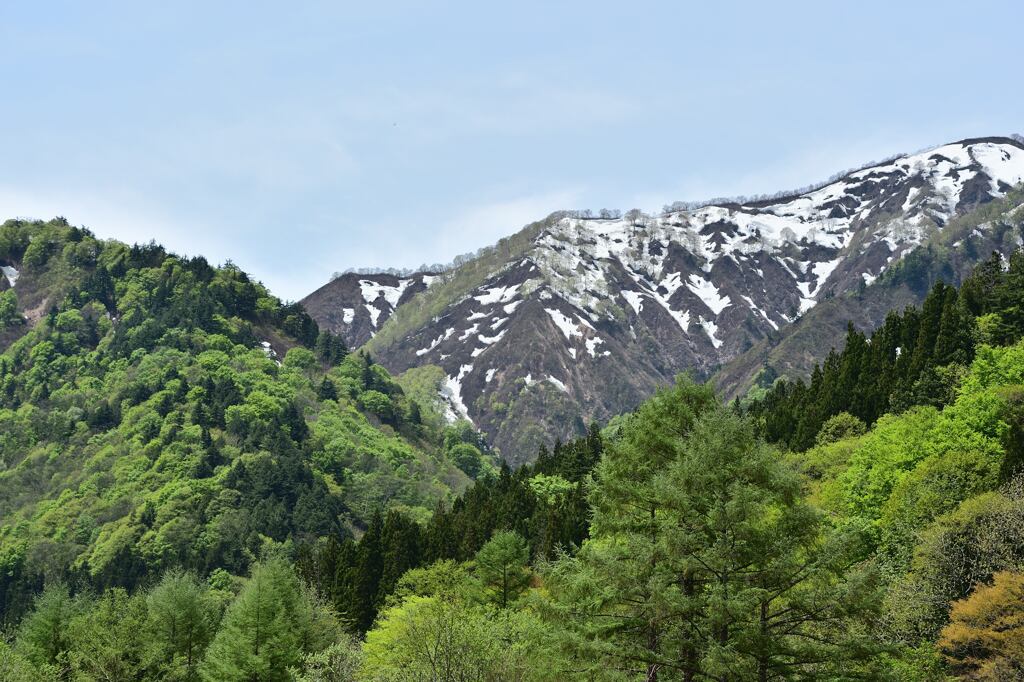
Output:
146,569,220,680
473,531,531,609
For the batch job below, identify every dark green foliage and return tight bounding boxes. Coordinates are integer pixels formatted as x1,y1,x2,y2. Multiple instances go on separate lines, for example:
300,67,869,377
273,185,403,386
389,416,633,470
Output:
8,556,344,681
999,385,1024,482
15,583,82,670
750,249,1024,452
3,217,1024,677
146,569,221,680
200,557,336,682
65,588,152,681
295,426,602,633
314,330,348,367
748,269,1010,450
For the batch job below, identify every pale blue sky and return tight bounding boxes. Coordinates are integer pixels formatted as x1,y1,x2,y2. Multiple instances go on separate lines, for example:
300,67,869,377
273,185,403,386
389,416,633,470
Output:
1,1,1021,299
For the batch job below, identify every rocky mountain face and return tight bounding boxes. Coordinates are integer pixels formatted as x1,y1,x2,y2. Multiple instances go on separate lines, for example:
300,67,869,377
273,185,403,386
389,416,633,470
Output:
302,272,437,349
305,137,1024,464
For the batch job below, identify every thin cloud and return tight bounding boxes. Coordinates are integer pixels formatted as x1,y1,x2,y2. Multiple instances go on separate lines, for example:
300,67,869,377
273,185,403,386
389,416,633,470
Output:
435,188,584,254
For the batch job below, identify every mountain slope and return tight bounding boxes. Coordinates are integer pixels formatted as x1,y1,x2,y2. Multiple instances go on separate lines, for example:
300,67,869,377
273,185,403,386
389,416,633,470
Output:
714,188,1024,401
0,218,481,622
306,137,1024,463
302,271,438,349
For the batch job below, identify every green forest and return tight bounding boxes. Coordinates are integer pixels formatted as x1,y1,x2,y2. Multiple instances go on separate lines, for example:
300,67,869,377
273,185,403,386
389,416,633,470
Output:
3,217,1024,680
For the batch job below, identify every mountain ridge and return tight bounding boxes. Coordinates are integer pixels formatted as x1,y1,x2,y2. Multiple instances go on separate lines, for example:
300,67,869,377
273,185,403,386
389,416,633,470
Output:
304,136,1024,462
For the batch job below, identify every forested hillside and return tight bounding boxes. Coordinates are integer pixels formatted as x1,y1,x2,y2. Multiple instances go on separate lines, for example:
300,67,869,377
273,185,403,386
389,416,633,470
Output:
0,219,486,629
4,218,1024,680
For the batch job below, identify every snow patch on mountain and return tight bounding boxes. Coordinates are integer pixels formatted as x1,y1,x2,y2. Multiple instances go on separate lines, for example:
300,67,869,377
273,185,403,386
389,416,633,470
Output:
440,364,474,424
545,308,584,340
416,328,455,356
365,305,381,328
475,284,521,305
1,265,19,287
972,143,1024,190
621,291,645,315
306,136,1024,463
686,274,731,315
586,336,610,358
699,316,723,349
479,330,506,345
547,376,569,393
360,278,412,308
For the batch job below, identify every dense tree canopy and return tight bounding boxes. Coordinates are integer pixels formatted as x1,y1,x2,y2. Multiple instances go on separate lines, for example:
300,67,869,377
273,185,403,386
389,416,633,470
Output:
0,219,473,627
3,219,1024,679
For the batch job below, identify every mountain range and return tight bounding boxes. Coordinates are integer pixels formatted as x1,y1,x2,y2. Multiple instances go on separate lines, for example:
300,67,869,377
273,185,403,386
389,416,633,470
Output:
303,136,1024,463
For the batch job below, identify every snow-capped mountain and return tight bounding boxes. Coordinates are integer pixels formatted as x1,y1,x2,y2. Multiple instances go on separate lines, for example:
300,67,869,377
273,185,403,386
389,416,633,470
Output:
304,136,1024,463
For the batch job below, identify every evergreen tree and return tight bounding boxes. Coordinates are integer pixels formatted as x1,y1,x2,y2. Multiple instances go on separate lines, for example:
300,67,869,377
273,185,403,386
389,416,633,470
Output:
316,377,337,402
547,380,882,681
376,511,422,608
200,558,314,682
66,588,151,682
473,531,531,609
351,511,384,632
997,249,1024,343
314,331,332,366
146,569,221,680
15,583,82,671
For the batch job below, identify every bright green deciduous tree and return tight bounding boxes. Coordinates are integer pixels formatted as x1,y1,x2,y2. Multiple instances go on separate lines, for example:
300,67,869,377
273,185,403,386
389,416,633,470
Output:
815,411,866,446
362,595,557,681
0,289,18,328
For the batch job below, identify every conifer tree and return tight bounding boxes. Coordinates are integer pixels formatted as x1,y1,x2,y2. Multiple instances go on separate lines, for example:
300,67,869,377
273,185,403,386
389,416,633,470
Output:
67,588,151,682
146,569,220,680
547,380,882,681
15,583,81,671
351,511,384,631
473,531,531,609
996,249,1024,343
376,512,422,608
200,558,310,682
